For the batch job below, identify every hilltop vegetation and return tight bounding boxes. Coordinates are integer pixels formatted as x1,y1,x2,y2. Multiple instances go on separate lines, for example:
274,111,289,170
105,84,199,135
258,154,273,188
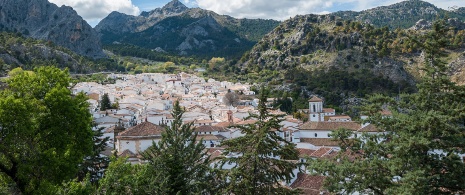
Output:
234,13,465,107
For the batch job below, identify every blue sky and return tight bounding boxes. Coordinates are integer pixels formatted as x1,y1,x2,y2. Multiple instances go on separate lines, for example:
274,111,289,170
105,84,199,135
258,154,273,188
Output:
48,0,465,27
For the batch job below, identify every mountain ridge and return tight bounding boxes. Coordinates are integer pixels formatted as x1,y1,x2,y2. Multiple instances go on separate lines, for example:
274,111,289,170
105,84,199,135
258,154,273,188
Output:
0,0,105,59
95,0,280,58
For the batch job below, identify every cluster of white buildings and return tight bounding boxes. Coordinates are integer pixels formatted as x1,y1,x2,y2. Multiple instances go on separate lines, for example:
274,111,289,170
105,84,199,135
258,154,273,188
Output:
73,73,385,194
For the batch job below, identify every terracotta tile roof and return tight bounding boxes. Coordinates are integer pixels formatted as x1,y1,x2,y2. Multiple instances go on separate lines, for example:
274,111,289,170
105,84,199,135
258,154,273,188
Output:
297,148,316,158
300,138,340,147
196,134,225,141
308,96,323,102
322,108,335,113
300,122,361,131
214,122,233,128
104,126,116,133
206,148,224,160
118,122,164,137
236,120,257,125
88,93,100,101
195,119,215,124
309,147,334,158
358,124,381,132
118,149,137,158
194,125,227,132
290,173,327,194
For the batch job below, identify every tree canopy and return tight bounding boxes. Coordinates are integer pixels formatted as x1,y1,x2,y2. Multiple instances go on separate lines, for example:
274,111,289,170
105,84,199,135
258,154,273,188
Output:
218,87,300,194
0,67,94,194
309,19,465,194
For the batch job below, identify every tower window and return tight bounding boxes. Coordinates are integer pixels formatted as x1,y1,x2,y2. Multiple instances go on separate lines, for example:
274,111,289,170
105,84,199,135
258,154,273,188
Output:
315,133,318,137
313,105,316,112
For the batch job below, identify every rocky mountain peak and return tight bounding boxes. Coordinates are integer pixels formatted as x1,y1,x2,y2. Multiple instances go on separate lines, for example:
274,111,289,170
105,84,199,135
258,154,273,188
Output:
162,0,188,14
0,0,105,58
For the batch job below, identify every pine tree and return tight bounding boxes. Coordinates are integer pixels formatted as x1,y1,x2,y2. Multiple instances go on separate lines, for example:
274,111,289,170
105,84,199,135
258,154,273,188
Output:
140,100,212,194
77,127,110,184
218,87,300,195
99,93,111,111
309,19,465,194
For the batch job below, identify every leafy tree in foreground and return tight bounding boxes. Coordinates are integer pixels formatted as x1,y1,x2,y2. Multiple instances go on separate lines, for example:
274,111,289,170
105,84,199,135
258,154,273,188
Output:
0,67,94,194
140,100,212,194
97,157,153,195
309,20,465,194
219,87,300,195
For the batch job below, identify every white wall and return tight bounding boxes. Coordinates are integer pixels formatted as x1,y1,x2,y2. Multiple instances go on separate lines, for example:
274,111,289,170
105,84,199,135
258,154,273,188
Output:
298,130,333,139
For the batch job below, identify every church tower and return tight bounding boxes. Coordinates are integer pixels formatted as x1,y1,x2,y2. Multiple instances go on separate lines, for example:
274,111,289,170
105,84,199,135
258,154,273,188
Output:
308,96,323,122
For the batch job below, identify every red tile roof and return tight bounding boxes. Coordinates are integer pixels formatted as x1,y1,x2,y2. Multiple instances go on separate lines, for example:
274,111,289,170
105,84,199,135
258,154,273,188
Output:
308,96,323,102
309,147,334,158
118,149,137,158
195,125,227,132
358,124,381,132
300,138,340,147
118,122,164,137
297,148,317,158
290,173,327,195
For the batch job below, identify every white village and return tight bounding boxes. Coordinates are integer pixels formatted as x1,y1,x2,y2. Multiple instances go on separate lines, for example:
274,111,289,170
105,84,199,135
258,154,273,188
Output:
73,72,391,193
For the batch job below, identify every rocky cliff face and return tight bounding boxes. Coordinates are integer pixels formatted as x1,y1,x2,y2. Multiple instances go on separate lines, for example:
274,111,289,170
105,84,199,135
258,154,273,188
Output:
240,12,465,85
332,0,465,29
0,0,105,58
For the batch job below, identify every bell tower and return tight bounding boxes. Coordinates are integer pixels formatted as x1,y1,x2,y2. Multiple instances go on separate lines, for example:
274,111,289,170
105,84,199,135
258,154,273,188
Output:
308,96,323,122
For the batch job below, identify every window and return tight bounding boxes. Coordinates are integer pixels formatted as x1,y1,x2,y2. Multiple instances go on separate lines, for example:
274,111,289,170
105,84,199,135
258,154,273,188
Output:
313,105,316,112
315,133,318,137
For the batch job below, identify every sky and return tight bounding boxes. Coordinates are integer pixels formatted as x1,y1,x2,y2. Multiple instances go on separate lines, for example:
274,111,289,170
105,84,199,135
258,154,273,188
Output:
48,0,465,27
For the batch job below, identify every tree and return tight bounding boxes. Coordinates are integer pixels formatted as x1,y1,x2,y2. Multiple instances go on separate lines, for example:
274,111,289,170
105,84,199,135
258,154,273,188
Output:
77,127,110,184
223,91,240,107
309,20,465,194
100,93,112,111
0,67,94,194
140,100,212,194
208,57,225,70
218,87,300,194
97,157,153,195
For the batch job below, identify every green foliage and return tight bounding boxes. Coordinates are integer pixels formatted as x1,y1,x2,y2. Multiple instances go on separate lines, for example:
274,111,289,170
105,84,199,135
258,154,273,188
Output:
140,101,212,194
56,176,95,195
99,93,112,111
77,127,110,184
309,20,465,194
0,66,94,194
97,157,153,195
219,87,300,194
285,67,415,107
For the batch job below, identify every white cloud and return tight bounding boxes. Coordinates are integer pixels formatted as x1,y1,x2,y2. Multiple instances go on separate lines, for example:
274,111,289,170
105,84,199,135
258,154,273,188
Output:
195,0,334,20
49,0,140,22
194,0,465,21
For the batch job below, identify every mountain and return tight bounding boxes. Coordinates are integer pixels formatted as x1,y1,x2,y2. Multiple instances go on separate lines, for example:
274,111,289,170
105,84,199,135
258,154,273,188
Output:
95,0,280,58
331,0,465,29
0,0,105,59
237,9,465,105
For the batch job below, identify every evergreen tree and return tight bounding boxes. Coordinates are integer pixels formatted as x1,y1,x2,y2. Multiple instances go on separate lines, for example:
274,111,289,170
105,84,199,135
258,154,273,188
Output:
77,127,110,184
218,87,300,195
99,93,111,111
309,20,465,194
140,100,212,194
